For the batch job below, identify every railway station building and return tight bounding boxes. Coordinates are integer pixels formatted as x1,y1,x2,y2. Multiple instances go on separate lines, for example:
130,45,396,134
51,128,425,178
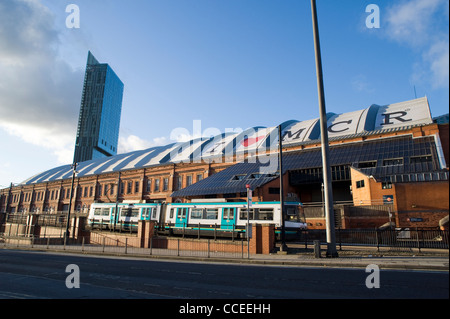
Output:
1,97,448,230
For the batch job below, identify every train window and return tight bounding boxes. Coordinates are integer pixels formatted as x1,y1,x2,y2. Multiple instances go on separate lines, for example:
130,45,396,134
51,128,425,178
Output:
286,207,300,221
257,208,273,220
170,208,175,219
240,208,273,221
94,208,102,216
239,209,254,220
205,208,218,219
286,207,298,216
191,208,203,219
223,208,234,220
121,208,139,217
101,208,110,216
177,208,188,219
152,208,157,219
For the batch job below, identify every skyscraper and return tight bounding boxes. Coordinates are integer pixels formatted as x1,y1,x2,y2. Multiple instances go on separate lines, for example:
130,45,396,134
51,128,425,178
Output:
73,51,124,163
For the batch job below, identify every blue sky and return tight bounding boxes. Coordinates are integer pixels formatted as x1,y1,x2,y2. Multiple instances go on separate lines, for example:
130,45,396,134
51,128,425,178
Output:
0,0,448,188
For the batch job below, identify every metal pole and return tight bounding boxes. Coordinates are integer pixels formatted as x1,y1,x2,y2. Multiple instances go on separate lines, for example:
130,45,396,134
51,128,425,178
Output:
65,163,77,241
311,0,338,257
246,185,250,259
114,172,121,232
278,125,287,252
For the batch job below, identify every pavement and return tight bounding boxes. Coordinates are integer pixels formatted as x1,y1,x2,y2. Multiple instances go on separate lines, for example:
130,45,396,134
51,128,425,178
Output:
245,252,450,272
2,243,449,272
152,246,450,272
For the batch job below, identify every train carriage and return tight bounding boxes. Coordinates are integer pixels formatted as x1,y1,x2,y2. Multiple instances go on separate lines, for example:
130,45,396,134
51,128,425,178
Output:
162,201,307,239
88,202,162,231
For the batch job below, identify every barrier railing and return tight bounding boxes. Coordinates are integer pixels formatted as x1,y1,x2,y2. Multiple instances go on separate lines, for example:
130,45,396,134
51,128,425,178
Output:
299,228,449,252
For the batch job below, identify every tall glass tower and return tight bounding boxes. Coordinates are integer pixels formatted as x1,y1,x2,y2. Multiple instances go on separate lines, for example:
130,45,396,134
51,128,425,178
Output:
73,51,124,163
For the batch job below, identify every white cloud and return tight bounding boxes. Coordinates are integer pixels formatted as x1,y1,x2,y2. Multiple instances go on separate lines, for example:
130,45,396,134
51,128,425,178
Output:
0,0,84,166
384,0,449,89
385,0,443,46
1,122,75,164
424,40,449,89
118,134,168,154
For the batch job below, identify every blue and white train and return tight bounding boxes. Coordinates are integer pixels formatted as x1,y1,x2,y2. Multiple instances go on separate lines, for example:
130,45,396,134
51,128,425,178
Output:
88,200,307,239
88,202,162,231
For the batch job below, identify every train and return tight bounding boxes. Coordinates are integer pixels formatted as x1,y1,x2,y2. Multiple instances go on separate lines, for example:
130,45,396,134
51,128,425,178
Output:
87,200,307,239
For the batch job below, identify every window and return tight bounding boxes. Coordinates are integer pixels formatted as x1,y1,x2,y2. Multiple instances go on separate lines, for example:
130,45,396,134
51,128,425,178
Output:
382,182,392,189
177,176,183,190
191,208,203,219
197,174,203,182
121,208,139,218
257,208,274,221
286,207,300,221
240,209,254,220
146,179,152,192
356,180,365,188
135,181,140,193
186,175,192,187
410,155,432,164
223,208,235,220
142,208,151,219
163,178,169,191
358,161,377,168
249,174,262,179
383,158,403,166
231,175,246,181
177,208,188,219
127,181,132,194
154,179,160,192
239,208,273,221
205,208,218,219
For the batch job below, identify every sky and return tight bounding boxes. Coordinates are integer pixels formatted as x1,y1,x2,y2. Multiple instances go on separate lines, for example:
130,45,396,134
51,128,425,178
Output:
0,0,448,189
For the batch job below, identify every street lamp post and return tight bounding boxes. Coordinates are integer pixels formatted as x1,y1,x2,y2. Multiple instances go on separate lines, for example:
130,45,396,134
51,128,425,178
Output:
278,125,288,252
246,184,252,259
65,162,77,241
311,0,338,257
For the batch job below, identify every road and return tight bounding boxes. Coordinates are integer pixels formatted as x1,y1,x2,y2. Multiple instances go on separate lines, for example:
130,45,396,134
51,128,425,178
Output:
0,249,447,301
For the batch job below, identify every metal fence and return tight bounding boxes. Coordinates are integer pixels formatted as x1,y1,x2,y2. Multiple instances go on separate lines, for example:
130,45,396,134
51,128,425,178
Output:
299,228,449,252
0,234,249,259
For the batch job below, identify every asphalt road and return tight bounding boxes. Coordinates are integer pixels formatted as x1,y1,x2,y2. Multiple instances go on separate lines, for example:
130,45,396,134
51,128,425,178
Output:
0,249,448,301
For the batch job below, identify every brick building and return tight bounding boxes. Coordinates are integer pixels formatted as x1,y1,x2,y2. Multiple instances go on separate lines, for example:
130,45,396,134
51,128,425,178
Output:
1,97,448,229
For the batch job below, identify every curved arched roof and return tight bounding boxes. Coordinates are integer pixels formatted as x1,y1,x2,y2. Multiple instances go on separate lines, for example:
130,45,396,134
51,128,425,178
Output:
20,97,432,185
